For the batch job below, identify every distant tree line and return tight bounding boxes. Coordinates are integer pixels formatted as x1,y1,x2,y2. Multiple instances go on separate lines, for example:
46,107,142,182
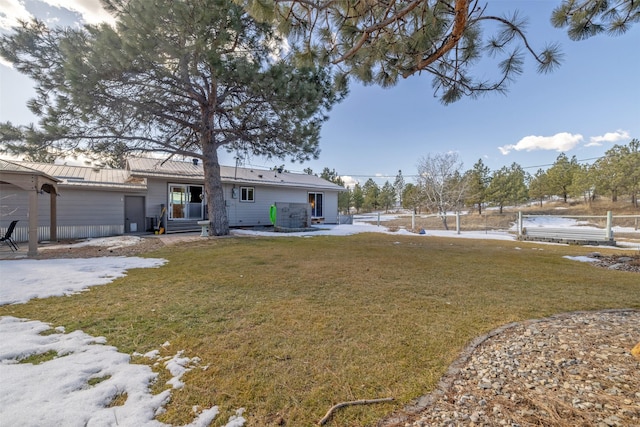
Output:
317,139,639,225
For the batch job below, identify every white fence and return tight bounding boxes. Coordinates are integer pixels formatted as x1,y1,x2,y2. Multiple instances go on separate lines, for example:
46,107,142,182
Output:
516,211,640,245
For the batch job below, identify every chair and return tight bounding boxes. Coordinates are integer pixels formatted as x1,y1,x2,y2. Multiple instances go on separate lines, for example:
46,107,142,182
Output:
0,220,19,251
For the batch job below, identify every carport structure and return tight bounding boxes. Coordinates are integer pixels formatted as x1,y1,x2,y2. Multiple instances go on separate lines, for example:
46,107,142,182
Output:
0,159,60,256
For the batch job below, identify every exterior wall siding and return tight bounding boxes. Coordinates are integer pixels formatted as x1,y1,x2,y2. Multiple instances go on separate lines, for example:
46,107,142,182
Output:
1,171,342,241
145,178,169,223
0,183,137,241
224,185,340,226
1,185,125,226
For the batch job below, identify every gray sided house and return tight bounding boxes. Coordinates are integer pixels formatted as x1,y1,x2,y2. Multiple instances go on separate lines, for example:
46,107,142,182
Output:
126,157,343,231
1,160,146,243
1,158,343,243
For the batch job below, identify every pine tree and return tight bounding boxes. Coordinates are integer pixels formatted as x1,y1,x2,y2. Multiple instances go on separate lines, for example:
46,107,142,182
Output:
363,179,381,212
487,163,527,213
594,139,640,205
402,183,424,214
0,0,344,235
528,169,549,207
464,159,491,214
393,170,405,207
546,154,579,203
380,181,397,213
352,183,364,213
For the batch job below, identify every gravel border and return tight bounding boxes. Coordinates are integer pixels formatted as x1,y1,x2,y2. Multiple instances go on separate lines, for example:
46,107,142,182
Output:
379,309,640,427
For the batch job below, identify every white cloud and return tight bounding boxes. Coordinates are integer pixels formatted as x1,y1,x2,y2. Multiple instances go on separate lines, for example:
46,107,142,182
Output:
498,132,584,155
0,0,114,31
340,175,359,188
586,130,630,147
0,0,33,30
42,0,115,26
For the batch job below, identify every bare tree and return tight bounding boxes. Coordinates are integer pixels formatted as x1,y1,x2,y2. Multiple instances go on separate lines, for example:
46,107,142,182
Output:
417,152,467,230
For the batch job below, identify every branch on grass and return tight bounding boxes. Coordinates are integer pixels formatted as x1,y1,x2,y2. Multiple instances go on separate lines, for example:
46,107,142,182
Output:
318,397,394,425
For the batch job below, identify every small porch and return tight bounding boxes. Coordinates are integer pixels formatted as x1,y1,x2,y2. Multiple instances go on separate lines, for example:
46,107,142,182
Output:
0,160,61,257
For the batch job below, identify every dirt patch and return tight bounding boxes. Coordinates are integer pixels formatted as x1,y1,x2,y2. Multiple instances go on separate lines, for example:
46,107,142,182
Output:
35,236,166,259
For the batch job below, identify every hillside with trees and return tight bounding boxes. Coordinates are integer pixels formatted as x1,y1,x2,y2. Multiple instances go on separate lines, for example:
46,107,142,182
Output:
326,139,639,216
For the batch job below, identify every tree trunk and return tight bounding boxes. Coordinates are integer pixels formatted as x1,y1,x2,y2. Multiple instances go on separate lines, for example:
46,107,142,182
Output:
477,203,482,215
202,141,229,236
439,210,449,230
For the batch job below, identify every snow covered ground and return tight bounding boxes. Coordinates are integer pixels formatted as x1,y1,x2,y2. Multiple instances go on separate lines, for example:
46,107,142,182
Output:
1,214,638,426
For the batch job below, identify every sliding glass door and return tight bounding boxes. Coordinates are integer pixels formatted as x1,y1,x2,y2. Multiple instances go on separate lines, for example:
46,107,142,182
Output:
308,192,323,218
169,184,204,220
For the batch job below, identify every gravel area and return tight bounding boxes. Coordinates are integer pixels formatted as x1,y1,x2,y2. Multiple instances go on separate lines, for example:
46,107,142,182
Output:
380,310,640,427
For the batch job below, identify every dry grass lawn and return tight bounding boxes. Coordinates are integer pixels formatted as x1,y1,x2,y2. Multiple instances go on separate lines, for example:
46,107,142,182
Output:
1,231,639,426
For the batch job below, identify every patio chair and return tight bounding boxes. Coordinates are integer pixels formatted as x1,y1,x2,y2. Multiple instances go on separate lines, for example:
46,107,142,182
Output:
0,220,19,251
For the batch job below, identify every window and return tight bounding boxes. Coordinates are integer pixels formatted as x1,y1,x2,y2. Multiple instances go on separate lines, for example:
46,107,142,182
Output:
240,186,255,202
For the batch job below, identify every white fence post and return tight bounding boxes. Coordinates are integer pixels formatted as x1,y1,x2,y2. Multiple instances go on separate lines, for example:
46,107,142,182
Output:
518,211,523,237
606,211,613,240
411,210,415,231
456,212,461,234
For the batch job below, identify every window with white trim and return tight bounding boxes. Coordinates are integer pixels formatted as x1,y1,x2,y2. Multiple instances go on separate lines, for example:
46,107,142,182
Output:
240,186,255,202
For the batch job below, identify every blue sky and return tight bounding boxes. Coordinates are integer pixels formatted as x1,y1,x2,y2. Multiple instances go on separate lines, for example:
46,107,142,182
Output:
1,0,639,187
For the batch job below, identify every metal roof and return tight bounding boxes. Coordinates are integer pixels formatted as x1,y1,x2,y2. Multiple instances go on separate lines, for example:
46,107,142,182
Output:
0,159,61,181
127,157,345,191
13,161,146,191
2,158,344,192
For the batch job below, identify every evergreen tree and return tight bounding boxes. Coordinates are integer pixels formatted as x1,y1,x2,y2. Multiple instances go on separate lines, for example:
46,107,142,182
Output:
594,139,640,205
528,169,549,207
380,181,397,213
352,183,364,213
569,163,596,204
402,183,424,214
0,0,344,236
320,167,342,184
487,163,527,213
546,153,579,203
245,0,574,103
338,187,352,215
393,170,405,207
241,1,638,104
464,158,491,214
624,139,640,208
363,178,381,212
